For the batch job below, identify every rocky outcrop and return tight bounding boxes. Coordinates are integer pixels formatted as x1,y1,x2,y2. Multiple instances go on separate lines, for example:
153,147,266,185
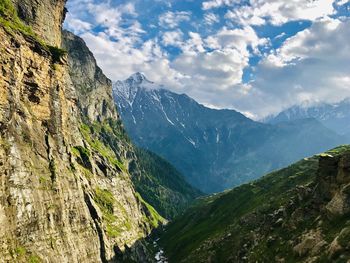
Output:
317,152,350,216
0,2,165,262
62,30,117,122
11,0,67,46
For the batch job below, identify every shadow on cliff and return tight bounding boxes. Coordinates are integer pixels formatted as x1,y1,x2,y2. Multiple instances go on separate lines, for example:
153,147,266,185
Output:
102,226,168,263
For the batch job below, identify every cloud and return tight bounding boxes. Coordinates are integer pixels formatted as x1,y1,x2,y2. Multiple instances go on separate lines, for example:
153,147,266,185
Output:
161,30,184,47
242,18,350,117
209,0,336,25
203,13,220,25
64,0,349,120
64,15,92,34
159,11,192,29
202,0,239,10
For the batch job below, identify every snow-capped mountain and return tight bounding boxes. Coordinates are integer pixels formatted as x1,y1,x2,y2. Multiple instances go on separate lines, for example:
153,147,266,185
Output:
113,73,347,193
263,99,350,135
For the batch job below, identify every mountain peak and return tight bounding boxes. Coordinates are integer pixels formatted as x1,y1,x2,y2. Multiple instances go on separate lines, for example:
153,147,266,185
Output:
127,72,147,85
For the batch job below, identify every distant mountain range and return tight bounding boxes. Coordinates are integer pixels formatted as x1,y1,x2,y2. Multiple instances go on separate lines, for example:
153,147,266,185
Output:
113,73,348,193
262,99,350,135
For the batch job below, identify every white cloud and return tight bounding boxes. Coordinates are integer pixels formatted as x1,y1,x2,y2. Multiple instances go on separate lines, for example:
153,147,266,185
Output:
65,14,92,34
223,0,335,26
161,30,184,47
243,18,350,117
202,0,240,10
159,11,192,29
336,0,349,5
64,0,349,120
204,13,220,25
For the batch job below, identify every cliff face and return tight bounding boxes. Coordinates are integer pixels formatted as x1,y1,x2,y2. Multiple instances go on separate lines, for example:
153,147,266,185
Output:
11,0,67,46
62,30,117,122
0,1,164,262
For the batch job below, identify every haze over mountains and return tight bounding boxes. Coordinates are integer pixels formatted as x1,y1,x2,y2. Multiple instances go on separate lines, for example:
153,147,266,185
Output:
263,99,350,136
113,73,349,193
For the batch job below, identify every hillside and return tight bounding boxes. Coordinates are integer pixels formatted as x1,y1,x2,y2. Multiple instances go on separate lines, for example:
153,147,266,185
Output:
159,145,350,262
130,148,202,219
113,73,346,193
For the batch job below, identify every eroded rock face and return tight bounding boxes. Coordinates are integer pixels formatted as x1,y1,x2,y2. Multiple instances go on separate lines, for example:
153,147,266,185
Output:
317,153,350,216
0,2,163,262
11,0,67,46
62,30,117,123
0,24,100,262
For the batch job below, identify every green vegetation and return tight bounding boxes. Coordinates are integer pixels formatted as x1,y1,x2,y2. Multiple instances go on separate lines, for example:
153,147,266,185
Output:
135,192,166,228
159,145,350,262
29,255,42,263
0,0,36,38
132,148,201,219
11,246,41,262
94,187,115,214
14,246,26,257
72,145,92,170
93,187,121,237
0,0,66,64
93,187,134,237
80,122,126,172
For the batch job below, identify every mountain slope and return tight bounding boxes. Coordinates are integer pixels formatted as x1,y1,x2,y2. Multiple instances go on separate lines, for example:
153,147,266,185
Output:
263,99,350,135
131,148,202,219
113,73,346,193
159,145,350,263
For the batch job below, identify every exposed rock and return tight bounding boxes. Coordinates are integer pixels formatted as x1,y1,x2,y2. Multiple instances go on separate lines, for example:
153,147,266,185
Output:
293,229,327,257
62,30,117,123
0,2,164,262
11,0,67,46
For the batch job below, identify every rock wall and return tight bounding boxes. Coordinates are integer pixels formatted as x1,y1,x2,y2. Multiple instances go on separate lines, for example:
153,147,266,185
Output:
0,2,163,262
62,30,117,122
11,0,67,46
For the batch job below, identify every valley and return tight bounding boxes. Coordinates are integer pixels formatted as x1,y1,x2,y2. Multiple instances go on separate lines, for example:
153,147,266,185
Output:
0,0,349,262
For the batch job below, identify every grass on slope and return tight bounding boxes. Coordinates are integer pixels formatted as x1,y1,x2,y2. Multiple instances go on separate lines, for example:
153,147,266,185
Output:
159,145,350,262
132,148,202,219
0,0,36,37
0,0,66,63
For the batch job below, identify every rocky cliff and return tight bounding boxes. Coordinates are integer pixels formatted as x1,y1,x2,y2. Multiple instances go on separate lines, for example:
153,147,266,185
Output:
11,0,67,46
0,0,166,262
159,145,350,262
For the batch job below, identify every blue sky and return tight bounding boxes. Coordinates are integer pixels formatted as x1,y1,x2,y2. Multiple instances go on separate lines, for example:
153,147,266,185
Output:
64,0,350,118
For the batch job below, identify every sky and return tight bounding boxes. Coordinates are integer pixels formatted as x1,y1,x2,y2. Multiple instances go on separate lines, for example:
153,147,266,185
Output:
64,0,350,119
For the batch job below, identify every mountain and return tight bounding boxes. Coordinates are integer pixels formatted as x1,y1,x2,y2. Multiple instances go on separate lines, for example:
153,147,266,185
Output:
0,2,197,262
158,145,350,262
263,99,350,135
113,73,346,193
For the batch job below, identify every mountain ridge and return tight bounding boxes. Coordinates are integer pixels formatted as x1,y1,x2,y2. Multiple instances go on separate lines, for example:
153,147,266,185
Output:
113,73,347,193
262,99,350,135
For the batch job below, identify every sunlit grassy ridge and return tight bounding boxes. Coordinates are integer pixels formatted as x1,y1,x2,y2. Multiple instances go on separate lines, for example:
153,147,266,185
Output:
159,145,350,262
